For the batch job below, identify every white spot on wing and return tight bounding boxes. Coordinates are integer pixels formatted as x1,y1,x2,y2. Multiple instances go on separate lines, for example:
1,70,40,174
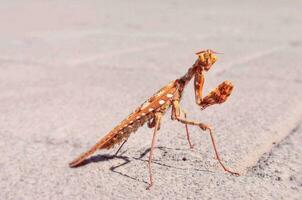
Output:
166,93,173,98
159,100,165,105
149,108,154,112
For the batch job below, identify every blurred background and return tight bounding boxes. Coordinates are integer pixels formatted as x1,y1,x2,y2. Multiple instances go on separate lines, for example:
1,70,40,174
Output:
1,0,301,199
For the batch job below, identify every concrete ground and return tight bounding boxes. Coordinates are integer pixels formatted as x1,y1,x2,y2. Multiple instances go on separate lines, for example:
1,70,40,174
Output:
1,0,302,199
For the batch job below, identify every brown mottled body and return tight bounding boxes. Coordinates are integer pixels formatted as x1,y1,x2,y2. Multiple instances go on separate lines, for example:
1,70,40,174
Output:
69,50,239,189
69,81,178,167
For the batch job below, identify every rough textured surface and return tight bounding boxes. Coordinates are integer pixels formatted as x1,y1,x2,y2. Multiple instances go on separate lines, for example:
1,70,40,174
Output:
1,0,302,199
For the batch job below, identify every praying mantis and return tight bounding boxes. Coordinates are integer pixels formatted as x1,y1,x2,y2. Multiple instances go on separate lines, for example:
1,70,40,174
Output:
69,49,239,189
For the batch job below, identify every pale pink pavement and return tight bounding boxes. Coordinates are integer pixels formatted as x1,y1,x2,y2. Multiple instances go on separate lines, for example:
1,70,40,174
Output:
0,0,302,199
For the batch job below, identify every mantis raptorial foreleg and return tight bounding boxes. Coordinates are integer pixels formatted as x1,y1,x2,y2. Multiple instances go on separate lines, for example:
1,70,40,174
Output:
194,69,234,110
172,98,239,176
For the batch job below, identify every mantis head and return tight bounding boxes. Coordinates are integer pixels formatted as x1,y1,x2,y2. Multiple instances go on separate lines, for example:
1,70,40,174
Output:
195,49,219,71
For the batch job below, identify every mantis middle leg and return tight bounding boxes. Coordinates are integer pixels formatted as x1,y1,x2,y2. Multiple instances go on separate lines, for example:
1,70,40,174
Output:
171,97,239,176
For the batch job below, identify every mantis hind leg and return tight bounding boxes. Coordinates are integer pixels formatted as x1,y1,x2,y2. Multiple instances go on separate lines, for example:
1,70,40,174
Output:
115,116,160,156
146,112,163,190
114,139,128,156
147,116,161,130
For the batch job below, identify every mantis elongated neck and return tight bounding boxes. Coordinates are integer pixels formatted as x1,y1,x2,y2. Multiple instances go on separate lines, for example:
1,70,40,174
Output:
177,61,199,91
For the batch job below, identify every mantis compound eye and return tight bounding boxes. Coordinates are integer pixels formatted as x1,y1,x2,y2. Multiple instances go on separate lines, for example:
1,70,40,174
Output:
209,53,217,65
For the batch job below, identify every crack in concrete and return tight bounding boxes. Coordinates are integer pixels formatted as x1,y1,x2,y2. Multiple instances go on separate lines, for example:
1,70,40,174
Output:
249,123,301,171
235,108,302,174
246,122,302,193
